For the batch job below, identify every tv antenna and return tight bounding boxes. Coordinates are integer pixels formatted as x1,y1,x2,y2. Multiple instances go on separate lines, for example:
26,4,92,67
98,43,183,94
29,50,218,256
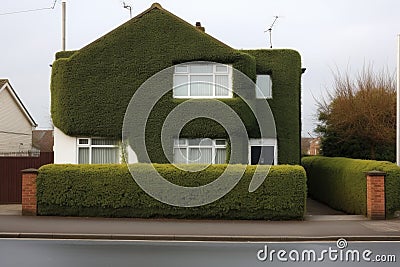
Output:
123,2,132,18
265,16,280,48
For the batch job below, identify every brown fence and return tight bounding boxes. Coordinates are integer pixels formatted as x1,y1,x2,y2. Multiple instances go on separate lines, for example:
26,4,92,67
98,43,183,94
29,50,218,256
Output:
0,152,53,204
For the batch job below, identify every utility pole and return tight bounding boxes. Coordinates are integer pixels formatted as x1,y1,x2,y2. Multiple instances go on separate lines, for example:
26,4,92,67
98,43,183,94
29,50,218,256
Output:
397,34,400,166
62,1,66,51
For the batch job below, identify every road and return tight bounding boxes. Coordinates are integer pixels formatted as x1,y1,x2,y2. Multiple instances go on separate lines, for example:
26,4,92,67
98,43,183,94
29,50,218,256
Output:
0,239,399,266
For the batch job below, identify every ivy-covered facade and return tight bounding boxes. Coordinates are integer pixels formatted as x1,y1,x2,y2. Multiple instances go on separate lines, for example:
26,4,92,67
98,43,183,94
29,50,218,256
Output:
51,3,303,165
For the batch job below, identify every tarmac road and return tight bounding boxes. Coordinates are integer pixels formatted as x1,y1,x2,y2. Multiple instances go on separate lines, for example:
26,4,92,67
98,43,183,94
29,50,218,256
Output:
0,239,398,267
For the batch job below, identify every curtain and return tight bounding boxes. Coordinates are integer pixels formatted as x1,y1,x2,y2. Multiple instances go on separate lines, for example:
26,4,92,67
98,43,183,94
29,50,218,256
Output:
215,75,229,96
78,147,89,164
215,148,226,164
173,148,187,164
256,75,272,98
91,147,119,164
173,75,188,96
188,147,212,164
190,75,213,96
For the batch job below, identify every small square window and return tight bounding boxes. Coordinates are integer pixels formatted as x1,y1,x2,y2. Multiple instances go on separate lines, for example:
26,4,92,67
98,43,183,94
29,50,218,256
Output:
78,139,89,145
175,65,188,73
216,65,228,73
174,139,186,146
92,139,118,146
188,139,202,146
215,140,226,146
256,75,272,99
189,64,213,73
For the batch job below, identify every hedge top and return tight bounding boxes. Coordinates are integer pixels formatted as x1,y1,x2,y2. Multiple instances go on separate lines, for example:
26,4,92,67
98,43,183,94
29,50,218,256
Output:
50,3,303,163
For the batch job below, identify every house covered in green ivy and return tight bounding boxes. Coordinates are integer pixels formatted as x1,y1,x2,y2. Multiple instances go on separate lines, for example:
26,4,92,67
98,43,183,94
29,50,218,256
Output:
51,3,304,166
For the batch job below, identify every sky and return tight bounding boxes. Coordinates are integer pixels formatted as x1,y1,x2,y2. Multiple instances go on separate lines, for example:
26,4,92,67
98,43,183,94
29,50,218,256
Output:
0,0,399,136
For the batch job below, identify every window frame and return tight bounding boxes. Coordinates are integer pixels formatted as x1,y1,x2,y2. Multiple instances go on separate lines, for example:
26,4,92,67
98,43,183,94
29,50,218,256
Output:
77,137,120,164
173,138,227,164
173,63,233,99
248,138,278,165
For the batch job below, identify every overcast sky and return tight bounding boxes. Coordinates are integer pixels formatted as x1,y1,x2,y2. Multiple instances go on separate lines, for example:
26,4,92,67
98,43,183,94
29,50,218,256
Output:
1,0,399,136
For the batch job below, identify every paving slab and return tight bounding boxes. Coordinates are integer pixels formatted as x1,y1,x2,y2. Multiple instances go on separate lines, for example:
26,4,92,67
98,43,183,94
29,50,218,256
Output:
0,214,400,241
0,205,21,216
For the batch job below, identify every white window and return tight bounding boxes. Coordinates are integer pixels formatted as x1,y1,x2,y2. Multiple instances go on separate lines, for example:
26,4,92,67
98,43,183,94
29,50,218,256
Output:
77,138,120,164
173,63,232,98
256,75,272,99
173,138,227,164
248,138,277,165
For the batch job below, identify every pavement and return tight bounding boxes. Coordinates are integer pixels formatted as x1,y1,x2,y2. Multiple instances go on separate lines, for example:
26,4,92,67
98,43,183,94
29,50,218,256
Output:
1,200,400,242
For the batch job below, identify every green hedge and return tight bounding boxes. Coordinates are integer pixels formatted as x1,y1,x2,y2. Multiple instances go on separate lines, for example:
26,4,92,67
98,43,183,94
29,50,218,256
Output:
50,5,302,164
37,164,307,220
243,50,302,164
302,156,400,217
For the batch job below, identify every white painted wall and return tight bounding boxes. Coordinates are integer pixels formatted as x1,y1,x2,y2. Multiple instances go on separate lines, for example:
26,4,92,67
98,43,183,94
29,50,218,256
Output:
54,127,140,164
54,127,77,163
126,145,138,164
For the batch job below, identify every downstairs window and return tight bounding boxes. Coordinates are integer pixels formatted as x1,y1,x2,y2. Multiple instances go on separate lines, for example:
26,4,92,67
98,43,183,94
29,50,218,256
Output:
77,138,120,164
173,138,227,164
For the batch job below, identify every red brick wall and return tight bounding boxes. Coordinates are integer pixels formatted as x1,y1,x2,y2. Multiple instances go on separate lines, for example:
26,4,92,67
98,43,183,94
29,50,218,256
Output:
21,169,38,215
366,171,386,220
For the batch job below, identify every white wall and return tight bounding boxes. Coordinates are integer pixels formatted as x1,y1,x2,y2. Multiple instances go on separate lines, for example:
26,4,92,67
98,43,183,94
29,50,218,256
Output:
126,145,138,164
54,127,77,163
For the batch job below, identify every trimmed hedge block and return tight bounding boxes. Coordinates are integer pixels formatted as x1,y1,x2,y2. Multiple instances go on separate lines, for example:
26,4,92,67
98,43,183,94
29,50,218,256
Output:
302,156,400,218
37,164,307,220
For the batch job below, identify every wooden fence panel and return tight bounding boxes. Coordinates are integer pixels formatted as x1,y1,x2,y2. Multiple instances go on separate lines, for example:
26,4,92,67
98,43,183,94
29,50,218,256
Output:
0,152,53,204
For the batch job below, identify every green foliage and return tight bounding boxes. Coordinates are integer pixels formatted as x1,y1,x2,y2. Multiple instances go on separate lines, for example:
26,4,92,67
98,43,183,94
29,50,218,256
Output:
37,164,307,220
50,6,303,164
302,156,400,218
317,129,395,162
316,66,396,161
55,50,77,60
243,50,302,164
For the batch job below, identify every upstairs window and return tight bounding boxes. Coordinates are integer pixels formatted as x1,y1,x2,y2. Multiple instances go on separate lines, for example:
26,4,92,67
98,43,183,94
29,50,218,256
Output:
256,75,272,99
173,138,227,164
77,138,120,164
173,63,232,98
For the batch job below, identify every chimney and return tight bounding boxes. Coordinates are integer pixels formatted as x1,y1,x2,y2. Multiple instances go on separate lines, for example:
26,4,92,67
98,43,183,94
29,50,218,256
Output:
195,22,205,32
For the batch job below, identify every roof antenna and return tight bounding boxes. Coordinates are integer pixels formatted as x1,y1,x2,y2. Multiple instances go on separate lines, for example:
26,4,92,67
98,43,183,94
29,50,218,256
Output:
123,2,132,18
265,16,279,48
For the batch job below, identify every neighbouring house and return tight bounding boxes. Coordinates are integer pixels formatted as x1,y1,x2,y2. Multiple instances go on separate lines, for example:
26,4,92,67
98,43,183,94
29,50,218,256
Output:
51,3,304,165
32,130,54,152
301,137,321,156
308,137,321,155
0,79,37,155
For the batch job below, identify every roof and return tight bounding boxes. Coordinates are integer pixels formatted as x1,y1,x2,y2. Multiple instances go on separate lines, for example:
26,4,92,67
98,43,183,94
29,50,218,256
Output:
0,79,8,87
0,79,37,127
32,130,54,152
51,2,252,137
